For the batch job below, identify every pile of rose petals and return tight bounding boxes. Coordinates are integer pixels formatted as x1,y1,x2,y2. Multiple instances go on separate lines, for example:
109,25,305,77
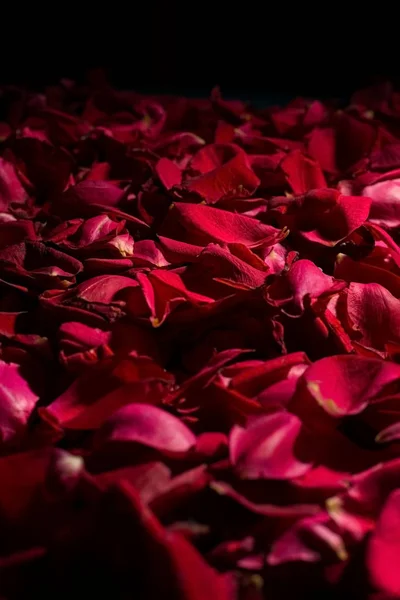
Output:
3,78,400,599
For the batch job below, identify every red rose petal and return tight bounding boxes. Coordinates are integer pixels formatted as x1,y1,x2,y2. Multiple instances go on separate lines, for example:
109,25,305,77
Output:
161,201,283,247
0,360,39,444
96,403,196,454
346,282,400,351
4,78,400,594
367,490,400,597
229,412,311,480
293,354,400,418
281,150,327,194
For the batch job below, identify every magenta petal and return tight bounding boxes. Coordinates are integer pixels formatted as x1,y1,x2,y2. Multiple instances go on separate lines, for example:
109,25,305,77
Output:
286,259,345,310
363,178,400,228
268,513,348,565
346,282,400,351
375,421,400,443
367,490,400,596
229,412,311,480
0,360,39,444
296,354,400,418
267,259,345,315
97,403,197,453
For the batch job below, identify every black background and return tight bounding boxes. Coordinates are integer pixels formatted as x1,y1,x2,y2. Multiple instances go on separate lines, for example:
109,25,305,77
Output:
0,3,397,101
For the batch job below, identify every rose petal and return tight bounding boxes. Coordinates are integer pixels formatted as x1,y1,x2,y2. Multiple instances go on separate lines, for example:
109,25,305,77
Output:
367,490,400,597
229,412,311,480
96,403,196,454
0,360,39,444
161,202,282,247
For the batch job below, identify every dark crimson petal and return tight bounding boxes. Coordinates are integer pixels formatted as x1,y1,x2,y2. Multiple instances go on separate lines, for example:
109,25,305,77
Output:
307,127,337,174
52,180,126,219
0,157,28,212
4,136,73,195
40,355,173,430
229,352,310,397
210,480,319,517
335,254,400,299
107,481,234,600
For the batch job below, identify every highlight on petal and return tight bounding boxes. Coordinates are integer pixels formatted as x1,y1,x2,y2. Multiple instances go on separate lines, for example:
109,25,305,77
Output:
161,202,282,247
268,512,348,565
96,403,197,454
0,360,39,444
376,421,400,443
367,490,400,597
267,259,345,314
229,412,311,479
363,178,400,228
294,354,400,418
345,282,400,351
